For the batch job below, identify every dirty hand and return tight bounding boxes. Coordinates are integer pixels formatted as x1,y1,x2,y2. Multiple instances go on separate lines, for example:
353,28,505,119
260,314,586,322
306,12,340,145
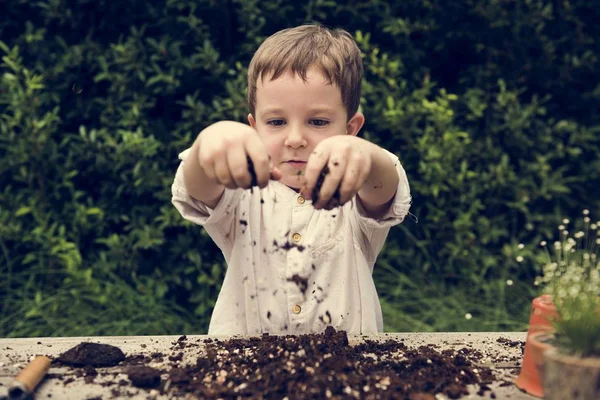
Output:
198,121,282,189
300,135,372,209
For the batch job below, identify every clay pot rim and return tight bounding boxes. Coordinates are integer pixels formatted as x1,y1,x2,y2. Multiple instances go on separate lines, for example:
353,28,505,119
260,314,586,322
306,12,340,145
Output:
534,294,555,309
544,347,600,367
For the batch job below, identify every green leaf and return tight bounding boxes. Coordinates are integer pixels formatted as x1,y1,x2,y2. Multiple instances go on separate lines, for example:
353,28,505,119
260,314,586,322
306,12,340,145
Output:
15,207,31,217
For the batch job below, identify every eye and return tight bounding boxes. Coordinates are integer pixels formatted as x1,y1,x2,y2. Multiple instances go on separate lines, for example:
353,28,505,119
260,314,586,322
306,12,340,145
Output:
310,119,330,127
267,119,285,127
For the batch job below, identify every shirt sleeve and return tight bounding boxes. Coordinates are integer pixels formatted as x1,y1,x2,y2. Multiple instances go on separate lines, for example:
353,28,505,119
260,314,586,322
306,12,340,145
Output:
171,148,243,251
350,149,412,265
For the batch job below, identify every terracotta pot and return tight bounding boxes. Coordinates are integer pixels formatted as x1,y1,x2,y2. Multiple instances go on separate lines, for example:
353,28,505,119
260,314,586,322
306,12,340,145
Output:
514,295,557,397
542,347,600,400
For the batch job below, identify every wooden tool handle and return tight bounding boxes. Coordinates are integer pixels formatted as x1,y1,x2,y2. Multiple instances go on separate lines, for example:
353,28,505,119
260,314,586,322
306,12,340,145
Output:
13,356,51,393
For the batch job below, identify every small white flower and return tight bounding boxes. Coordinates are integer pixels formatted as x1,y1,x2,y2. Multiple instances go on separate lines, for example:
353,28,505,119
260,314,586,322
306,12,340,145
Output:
540,240,547,246
591,224,597,230
518,243,524,249
562,230,569,236
559,225,565,230
465,313,473,320
583,209,590,215
584,217,591,223
516,256,524,263
575,231,585,239
596,238,600,245
506,279,514,286
563,219,570,224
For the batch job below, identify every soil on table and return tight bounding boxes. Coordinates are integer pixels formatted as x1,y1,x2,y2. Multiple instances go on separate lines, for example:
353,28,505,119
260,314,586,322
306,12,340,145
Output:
55,343,125,367
52,327,517,399
168,327,494,399
126,366,162,388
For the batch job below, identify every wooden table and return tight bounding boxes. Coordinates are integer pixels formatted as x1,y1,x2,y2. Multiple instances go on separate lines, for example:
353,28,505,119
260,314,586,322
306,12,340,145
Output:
0,332,535,399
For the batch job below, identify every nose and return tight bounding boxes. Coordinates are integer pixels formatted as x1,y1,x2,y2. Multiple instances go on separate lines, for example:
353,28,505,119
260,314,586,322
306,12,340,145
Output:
284,124,307,149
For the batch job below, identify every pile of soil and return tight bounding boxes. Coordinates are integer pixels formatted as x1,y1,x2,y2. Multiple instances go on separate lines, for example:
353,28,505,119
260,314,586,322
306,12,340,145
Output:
164,327,495,399
54,328,512,399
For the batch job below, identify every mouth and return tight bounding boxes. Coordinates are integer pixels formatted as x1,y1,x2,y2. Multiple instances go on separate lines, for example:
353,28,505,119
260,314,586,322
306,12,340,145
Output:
285,160,307,169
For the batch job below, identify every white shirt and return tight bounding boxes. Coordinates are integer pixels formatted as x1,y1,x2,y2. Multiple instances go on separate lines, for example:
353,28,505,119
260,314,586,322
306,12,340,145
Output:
171,148,411,335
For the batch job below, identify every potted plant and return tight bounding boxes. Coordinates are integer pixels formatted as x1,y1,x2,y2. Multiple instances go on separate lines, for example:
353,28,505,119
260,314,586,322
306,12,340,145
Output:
519,210,600,399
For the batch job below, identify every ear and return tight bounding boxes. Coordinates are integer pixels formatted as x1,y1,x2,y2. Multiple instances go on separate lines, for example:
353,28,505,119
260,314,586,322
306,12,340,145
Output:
346,112,365,136
248,113,257,128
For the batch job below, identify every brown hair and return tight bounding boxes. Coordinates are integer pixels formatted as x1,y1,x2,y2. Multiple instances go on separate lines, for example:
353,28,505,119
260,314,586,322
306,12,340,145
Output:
247,24,363,119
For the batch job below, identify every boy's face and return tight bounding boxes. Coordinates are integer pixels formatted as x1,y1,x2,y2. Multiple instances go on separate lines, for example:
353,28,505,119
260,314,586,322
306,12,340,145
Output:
248,66,364,190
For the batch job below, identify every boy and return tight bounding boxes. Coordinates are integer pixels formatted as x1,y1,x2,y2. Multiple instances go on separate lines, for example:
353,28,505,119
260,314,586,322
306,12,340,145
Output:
172,24,411,335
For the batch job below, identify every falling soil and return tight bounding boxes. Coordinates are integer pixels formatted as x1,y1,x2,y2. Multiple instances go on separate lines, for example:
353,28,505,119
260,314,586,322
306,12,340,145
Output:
55,343,125,367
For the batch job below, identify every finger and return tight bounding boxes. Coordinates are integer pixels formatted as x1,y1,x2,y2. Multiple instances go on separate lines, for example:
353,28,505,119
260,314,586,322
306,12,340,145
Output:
302,149,329,201
353,154,372,195
198,149,218,183
338,157,361,205
213,151,236,189
245,137,270,188
314,157,346,209
227,145,251,189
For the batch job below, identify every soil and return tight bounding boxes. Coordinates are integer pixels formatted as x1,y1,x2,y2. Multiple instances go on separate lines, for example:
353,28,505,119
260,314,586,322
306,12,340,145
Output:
312,166,342,209
167,327,497,399
50,327,517,399
247,155,258,188
126,366,161,388
55,343,125,367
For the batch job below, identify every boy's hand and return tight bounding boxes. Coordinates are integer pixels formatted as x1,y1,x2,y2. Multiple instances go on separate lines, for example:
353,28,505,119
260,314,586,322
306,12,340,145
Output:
198,121,281,190
301,136,372,209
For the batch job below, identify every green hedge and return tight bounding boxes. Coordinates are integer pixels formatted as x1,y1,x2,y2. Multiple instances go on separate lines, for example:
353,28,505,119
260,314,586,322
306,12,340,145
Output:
1,0,599,336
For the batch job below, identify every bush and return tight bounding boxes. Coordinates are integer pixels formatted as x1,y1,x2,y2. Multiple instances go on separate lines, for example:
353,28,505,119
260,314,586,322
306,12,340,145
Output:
1,0,599,336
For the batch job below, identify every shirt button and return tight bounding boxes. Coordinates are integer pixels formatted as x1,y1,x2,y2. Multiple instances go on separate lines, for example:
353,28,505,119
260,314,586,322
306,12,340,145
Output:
297,196,305,204
292,304,302,314
292,233,302,243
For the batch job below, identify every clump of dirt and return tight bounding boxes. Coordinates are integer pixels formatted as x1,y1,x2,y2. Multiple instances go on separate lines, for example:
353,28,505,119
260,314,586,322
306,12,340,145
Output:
312,165,341,208
126,366,161,388
56,343,125,367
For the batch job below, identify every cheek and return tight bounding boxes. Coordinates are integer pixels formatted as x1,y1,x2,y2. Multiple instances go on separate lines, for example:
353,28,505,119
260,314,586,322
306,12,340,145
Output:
259,135,282,160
